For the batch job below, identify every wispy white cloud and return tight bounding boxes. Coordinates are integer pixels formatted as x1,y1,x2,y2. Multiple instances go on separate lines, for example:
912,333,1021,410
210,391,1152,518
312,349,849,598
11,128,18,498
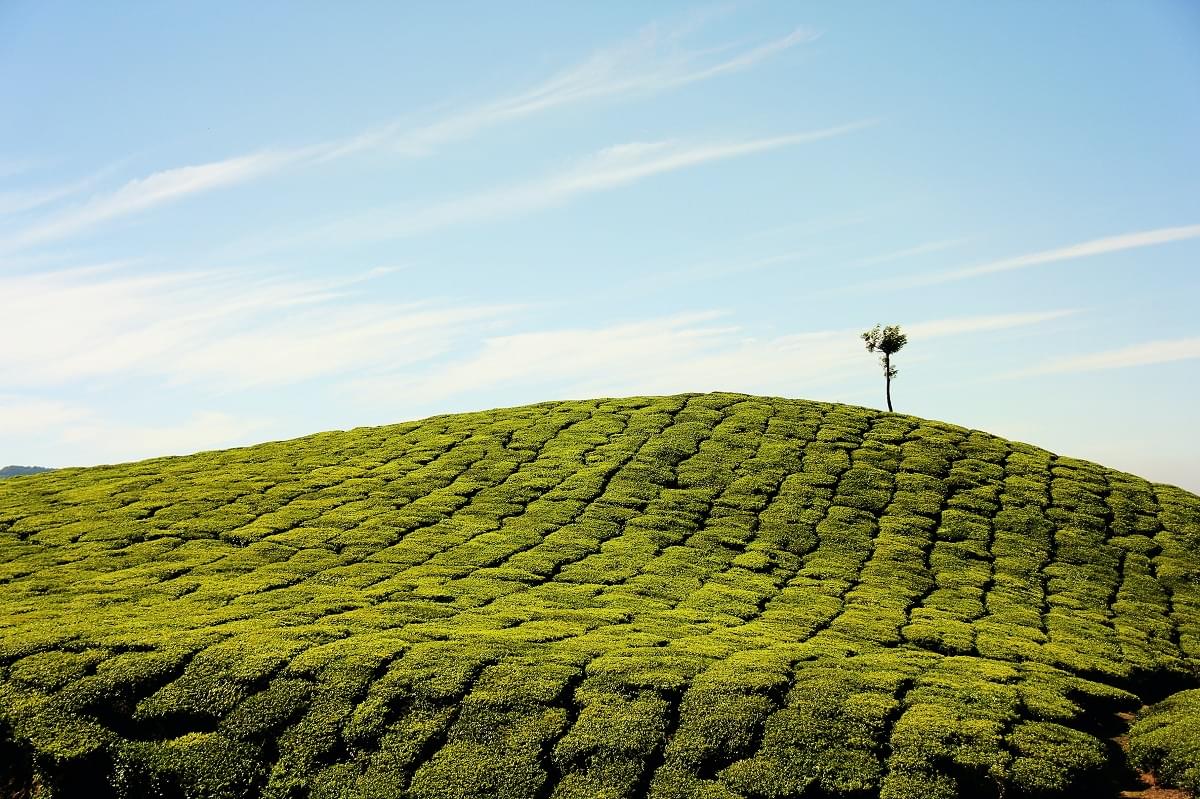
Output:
0,395,91,436
0,386,274,463
0,395,263,466
348,308,1072,411
0,266,513,390
301,123,876,246
57,410,267,464
169,302,517,389
350,312,740,407
905,309,1077,338
3,19,816,253
323,25,818,160
885,224,1200,288
1007,336,1200,378
853,238,967,267
0,169,115,218
562,125,871,190
0,150,310,252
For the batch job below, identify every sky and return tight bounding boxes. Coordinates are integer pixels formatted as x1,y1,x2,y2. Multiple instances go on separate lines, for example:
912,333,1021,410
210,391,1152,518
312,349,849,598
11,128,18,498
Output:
2,2,1199,491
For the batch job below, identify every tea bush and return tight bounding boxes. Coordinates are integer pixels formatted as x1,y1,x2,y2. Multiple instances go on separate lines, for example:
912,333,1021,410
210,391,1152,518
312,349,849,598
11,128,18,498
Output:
1128,688,1200,794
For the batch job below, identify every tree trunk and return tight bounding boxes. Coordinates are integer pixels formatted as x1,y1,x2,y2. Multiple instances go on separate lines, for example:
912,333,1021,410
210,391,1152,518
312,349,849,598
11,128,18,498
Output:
884,354,893,412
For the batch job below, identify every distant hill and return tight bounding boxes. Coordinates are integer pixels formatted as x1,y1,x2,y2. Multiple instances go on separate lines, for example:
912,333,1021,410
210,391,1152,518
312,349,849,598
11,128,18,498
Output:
0,393,1197,799
0,465,51,479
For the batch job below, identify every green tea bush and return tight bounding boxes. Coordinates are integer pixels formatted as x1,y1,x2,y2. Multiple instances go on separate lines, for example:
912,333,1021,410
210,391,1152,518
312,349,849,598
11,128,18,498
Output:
113,733,265,799
1128,688,1200,794
1007,721,1108,795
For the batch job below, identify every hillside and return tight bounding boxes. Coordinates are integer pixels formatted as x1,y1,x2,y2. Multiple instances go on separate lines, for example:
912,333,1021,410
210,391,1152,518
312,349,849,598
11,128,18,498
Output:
0,466,52,480
0,392,1197,799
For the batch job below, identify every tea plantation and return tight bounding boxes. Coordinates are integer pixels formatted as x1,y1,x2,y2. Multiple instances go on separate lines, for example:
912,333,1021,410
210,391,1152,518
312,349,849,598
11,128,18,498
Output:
1,393,1197,799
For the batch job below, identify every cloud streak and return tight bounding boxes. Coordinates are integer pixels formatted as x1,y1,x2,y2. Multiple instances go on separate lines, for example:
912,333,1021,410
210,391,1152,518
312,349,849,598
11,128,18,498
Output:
300,123,876,246
904,309,1077,338
1,398,269,467
0,266,514,391
853,238,967,267
58,410,267,464
0,169,114,218
323,26,818,160
0,150,310,253
0,395,91,437
883,224,1200,288
1008,336,1200,378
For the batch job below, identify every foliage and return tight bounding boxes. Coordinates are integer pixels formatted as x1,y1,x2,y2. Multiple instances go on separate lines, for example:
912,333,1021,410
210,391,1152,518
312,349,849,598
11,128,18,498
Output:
0,392,1197,798
861,324,907,411
1128,688,1200,794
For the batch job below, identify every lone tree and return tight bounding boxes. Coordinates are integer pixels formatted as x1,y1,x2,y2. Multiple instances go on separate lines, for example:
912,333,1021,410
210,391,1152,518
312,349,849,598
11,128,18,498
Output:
861,324,907,412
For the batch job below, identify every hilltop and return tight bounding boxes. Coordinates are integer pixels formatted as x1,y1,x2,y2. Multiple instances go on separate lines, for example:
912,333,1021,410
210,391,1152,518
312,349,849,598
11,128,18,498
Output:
0,393,1197,799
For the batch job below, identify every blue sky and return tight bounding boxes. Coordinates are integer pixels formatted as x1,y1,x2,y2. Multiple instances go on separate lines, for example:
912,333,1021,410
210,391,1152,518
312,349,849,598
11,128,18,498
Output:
2,2,1199,491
